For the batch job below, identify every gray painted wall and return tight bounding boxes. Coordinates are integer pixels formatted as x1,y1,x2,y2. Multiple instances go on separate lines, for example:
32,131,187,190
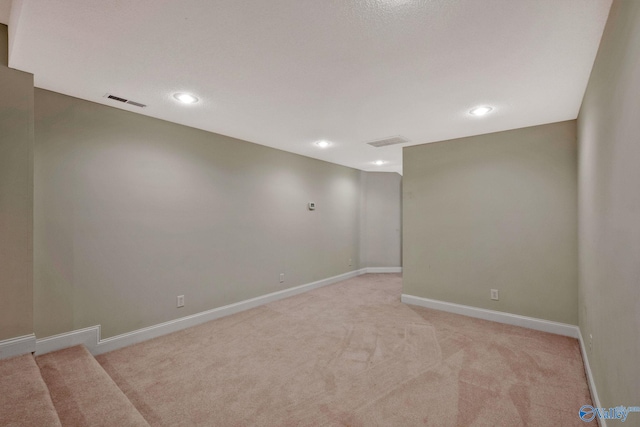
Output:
403,121,578,324
359,172,402,268
33,89,401,339
0,24,34,340
578,0,640,408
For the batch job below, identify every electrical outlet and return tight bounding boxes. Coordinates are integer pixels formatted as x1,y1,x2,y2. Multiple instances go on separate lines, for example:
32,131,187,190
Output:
349,258,353,266
177,295,184,308
490,289,499,301
279,273,285,283
589,334,593,351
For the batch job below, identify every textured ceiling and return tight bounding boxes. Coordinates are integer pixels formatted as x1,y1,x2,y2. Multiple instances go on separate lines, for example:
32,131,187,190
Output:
8,0,611,173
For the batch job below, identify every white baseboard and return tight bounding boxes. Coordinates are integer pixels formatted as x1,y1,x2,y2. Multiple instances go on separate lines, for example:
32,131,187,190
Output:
401,294,579,338
36,268,405,356
35,326,100,357
577,329,605,427
366,267,402,273
0,334,36,360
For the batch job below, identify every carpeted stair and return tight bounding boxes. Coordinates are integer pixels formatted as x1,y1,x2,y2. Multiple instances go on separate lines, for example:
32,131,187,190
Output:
0,353,62,427
35,345,150,427
0,345,149,427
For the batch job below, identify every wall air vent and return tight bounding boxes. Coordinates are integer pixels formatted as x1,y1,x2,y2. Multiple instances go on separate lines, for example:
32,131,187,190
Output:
366,135,409,148
104,94,147,108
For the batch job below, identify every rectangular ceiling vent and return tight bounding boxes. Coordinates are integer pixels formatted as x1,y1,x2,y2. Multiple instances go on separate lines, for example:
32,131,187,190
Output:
104,94,147,108
125,100,146,108
366,135,409,148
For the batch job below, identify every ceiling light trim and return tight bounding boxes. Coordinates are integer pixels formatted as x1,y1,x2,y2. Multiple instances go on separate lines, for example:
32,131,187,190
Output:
469,106,494,117
314,140,332,148
173,92,199,104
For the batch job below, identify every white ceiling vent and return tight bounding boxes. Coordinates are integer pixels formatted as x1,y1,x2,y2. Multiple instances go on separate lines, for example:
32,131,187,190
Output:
104,94,147,108
366,135,409,148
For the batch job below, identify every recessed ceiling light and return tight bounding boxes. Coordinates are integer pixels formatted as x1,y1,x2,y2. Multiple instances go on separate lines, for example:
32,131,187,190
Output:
469,106,493,116
315,140,331,148
173,93,199,104
373,160,386,166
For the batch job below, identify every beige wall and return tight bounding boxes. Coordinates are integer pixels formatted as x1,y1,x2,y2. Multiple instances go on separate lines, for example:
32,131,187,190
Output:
403,121,578,324
34,89,370,338
0,24,34,340
578,0,640,408
359,172,402,268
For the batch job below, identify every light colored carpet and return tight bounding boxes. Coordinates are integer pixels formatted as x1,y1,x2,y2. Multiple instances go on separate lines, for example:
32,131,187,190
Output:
0,353,62,427
36,345,150,427
97,273,592,426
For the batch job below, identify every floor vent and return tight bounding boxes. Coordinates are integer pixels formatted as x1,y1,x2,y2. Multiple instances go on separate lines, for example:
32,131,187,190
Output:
104,94,147,108
366,135,409,148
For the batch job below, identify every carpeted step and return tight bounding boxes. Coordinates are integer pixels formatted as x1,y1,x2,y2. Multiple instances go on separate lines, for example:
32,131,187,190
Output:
0,353,62,427
36,345,150,427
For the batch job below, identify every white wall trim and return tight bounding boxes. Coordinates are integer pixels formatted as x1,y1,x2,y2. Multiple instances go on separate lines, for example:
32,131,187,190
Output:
401,294,579,338
36,268,405,356
35,326,100,357
365,267,402,273
0,334,36,360
577,329,605,427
